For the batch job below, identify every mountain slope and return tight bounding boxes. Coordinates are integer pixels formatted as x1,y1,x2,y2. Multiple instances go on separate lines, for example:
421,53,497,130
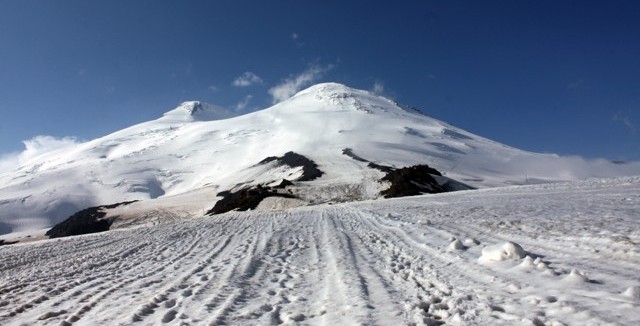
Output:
0,83,638,235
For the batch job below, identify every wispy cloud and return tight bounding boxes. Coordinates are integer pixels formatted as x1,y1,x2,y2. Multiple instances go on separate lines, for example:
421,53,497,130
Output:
291,32,303,47
235,95,253,111
268,64,334,103
208,85,219,92
0,136,80,174
78,68,87,76
232,72,263,87
371,80,384,94
613,111,636,135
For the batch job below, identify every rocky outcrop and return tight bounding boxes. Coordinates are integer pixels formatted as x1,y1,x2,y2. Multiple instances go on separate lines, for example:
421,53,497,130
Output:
208,152,323,215
342,148,473,198
207,185,297,215
341,148,394,173
380,165,444,198
45,201,138,238
259,152,323,181
0,239,18,246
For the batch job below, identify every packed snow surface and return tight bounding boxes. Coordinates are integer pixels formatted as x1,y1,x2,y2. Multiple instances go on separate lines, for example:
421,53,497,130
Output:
2,83,639,234
1,176,638,325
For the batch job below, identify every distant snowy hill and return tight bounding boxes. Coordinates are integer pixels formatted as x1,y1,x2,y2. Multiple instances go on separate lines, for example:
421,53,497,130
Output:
1,83,639,235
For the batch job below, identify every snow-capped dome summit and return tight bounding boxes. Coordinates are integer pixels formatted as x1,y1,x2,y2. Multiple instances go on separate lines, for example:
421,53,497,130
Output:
291,82,355,99
160,101,237,122
277,82,399,116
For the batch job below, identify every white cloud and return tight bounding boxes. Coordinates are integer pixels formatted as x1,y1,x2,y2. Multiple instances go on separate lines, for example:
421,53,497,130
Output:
208,85,219,92
268,64,334,103
232,72,263,87
235,95,253,112
292,33,299,40
371,80,384,94
0,135,80,174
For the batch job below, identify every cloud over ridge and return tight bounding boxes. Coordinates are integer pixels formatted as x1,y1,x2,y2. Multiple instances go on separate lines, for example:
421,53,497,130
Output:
268,64,333,103
0,135,80,174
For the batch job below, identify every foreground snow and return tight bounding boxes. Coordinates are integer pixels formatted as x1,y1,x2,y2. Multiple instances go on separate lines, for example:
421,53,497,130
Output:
1,177,639,325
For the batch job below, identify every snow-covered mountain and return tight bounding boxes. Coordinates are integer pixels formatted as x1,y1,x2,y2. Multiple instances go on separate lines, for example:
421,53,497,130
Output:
1,83,638,235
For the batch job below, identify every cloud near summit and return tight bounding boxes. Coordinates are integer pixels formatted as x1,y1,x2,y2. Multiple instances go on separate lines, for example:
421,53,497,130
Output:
268,64,334,104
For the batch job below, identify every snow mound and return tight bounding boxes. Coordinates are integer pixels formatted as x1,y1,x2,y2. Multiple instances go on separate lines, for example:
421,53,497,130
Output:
479,241,527,263
564,269,590,283
623,286,640,299
447,239,466,251
463,238,480,246
519,255,536,269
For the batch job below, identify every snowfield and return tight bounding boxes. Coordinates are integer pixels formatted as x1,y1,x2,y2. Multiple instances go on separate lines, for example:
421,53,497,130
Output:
1,176,638,325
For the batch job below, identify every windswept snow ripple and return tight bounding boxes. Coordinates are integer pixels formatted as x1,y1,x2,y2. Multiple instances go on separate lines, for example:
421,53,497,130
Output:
0,176,638,325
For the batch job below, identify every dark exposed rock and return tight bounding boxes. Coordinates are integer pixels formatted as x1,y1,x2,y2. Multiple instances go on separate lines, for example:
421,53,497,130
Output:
258,152,323,181
208,153,320,215
367,162,394,173
0,239,18,246
273,179,294,189
342,148,394,173
207,186,296,215
437,177,476,192
342,147,473,198
341,148,368,162
45,201,138,238
380,165,446,198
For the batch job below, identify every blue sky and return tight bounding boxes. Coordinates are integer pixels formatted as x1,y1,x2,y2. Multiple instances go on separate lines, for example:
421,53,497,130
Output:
1,0,639,162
